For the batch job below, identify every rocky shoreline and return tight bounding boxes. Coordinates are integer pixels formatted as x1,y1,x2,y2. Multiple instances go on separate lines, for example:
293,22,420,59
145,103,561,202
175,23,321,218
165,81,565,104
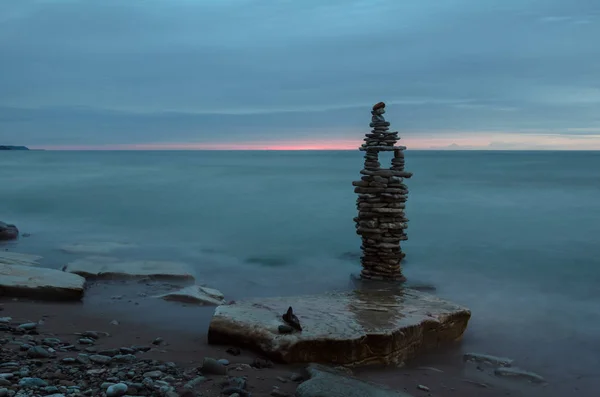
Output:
0,302,301,397
0,298,550,397
0,232,553,396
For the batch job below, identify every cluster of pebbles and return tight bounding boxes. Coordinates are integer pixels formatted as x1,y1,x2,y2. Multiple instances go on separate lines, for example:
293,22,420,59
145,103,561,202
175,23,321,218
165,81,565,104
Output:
0,317,301,397
353,102,412,281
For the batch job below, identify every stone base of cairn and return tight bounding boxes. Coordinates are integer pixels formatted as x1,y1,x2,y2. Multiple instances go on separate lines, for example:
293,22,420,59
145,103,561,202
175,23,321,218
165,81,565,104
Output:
352,102,412,282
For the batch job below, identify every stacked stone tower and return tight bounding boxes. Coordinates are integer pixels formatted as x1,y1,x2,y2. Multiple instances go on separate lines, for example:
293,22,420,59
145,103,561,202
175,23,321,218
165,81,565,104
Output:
352,102,412,281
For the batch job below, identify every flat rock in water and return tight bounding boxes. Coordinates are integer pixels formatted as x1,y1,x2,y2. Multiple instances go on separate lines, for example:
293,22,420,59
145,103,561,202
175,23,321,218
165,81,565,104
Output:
296,364,413,397
208,289,471,366
464,352,513,367
0,252,42,267
0,264,85,301
157,285,225,305
64,256,195,280
60,242,136,255
494,367,546,383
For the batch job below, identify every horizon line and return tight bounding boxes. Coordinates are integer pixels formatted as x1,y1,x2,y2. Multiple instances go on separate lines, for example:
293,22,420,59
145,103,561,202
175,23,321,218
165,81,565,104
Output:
21,148,600,152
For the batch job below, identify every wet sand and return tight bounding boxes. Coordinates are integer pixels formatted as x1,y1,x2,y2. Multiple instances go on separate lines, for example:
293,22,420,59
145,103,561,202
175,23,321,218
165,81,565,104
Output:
0,280,562,397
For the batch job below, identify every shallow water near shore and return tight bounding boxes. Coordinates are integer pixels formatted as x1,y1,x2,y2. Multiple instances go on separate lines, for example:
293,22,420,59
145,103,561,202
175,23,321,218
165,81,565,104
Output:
2,150,600,395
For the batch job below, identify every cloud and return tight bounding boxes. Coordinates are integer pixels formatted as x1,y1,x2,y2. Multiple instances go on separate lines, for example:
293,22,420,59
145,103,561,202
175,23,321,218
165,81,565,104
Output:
0,0,599,148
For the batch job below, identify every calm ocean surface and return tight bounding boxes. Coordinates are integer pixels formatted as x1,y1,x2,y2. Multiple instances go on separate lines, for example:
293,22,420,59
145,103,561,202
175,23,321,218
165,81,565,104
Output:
2,150,600,388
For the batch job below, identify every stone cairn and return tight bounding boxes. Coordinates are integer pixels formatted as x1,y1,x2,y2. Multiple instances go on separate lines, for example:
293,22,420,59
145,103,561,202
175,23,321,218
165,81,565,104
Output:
352,102,412,281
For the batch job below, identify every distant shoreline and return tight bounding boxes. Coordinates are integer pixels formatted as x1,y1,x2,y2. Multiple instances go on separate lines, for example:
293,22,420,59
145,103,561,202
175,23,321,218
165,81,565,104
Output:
0,145,30,150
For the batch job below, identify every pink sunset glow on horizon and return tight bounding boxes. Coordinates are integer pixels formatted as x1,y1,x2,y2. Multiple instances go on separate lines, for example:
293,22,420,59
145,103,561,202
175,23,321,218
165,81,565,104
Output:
30,132,600,151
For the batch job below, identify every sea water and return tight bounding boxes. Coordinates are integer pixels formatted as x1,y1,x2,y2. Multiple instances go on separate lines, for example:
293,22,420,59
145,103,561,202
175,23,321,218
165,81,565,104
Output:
1,150,600,389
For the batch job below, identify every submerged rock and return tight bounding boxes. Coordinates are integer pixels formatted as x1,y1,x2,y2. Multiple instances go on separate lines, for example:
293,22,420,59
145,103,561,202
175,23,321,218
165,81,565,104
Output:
463,352,513,367
157,285,225,306
64,256,195,280
0,222,18,241
0,252,42,266
296,364,413,397
0,264,85,301
208,289,471,366
494,367,546,383
60,242,136,255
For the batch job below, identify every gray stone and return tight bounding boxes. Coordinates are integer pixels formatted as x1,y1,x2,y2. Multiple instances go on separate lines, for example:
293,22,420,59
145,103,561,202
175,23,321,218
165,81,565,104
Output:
106,382,128,397
89,354,112,364
208,290,470,366
113,354,137,363
296,364,413,397
18,377,48,388
271,389,291,397
27,346,50,358
98,348,119,357
82,330,101,339
201,357,227,375
184,376,206,389
17,322,37,330
142,370,163,379
42,338,61,346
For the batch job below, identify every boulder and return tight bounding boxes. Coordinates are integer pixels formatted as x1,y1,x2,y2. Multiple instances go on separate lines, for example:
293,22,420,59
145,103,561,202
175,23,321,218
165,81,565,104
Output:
157,285,225,306
0,222,19,241
296,364,413,397
0,252,42,266
64,256,195,280
0,264,86,301
208,289,471,366
61,242,136,255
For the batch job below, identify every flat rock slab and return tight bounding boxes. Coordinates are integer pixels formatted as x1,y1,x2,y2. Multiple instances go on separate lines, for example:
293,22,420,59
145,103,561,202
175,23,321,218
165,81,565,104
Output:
61,242,136,255
64,256,195,280
297,364,413,397
0,252,42,267
208,289,471,366
157,285,225,306
0,264,85,301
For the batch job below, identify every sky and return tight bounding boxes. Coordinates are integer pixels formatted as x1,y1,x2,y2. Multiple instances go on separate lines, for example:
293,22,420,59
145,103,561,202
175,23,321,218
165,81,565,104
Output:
1,0,599,150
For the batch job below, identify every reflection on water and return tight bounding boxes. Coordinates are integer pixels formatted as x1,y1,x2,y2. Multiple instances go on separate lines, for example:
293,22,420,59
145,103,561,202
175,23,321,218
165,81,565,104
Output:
350,288,406,331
